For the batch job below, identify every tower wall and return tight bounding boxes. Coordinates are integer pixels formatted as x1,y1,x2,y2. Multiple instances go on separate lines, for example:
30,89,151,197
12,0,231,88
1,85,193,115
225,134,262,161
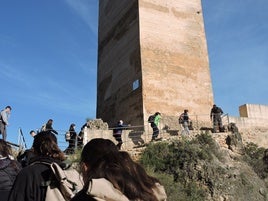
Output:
139,0,213,122
97,1,144,127
97,0,214,128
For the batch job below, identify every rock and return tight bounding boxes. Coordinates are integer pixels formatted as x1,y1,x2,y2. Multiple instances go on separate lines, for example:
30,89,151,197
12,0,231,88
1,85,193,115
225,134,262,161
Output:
86,119,109,130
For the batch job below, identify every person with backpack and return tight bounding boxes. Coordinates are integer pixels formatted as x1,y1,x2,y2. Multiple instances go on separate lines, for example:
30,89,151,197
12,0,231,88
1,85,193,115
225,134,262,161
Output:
64,123,77,155
40,119,58,135
210,104,224,133
8,131,67,201
70,138,167,201
179,109,191,135
148,112,161,141
0,106,12,141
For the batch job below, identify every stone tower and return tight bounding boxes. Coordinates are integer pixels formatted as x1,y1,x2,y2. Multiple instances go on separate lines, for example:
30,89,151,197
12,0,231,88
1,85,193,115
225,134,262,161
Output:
97,0,213,128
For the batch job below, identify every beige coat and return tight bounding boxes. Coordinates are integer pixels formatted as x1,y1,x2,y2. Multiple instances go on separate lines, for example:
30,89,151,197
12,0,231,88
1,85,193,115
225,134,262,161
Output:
88,178,167,201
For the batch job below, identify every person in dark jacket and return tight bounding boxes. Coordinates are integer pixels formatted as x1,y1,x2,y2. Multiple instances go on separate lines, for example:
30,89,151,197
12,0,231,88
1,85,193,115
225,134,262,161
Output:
8,131,65,201
41,119,58,135
210,104,224,133
16,148,36,168
64,123,77,155
112,120,129,150
150,112,161,141
16,130,37,167
0,139,21,201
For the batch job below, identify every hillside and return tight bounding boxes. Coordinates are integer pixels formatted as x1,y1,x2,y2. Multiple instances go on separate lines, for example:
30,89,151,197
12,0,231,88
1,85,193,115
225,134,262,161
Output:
139,130,268,201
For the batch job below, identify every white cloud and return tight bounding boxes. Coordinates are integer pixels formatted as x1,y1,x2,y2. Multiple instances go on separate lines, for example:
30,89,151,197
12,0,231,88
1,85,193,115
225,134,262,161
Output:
64,0,98,36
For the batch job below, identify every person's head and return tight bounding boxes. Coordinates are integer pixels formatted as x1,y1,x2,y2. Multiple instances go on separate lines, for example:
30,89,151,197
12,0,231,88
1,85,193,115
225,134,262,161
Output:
29,130,36,138
5,106,12,113
47,119,53,124
184,109,188,113
32,131,64,161
213,104,216,108
118,120,123,125
0,139,12,158
80,138,159,200
70,123,76,129
155,112,161,116
80,138,119,182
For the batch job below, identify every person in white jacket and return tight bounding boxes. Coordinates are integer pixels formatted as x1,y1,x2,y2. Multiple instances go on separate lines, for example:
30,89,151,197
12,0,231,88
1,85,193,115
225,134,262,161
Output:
71,138,167,201
0,106,12,141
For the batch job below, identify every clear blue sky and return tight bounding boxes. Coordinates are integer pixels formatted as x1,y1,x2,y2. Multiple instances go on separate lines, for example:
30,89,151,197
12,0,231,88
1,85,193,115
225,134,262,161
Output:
1,0,267,148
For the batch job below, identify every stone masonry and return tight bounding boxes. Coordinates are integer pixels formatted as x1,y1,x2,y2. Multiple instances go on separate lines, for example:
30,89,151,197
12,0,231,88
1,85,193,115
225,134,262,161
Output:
97,0,213,128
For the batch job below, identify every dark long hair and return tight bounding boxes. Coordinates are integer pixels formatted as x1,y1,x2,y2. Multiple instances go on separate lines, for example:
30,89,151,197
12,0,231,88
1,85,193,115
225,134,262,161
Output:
80,138,159,201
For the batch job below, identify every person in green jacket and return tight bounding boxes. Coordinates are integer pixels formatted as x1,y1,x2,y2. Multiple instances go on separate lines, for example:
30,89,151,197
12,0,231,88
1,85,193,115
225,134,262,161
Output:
150,112,161,141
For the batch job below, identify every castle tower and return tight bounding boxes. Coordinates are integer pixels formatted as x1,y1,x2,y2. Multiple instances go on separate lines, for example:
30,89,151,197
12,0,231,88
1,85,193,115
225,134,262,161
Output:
97,0,213,127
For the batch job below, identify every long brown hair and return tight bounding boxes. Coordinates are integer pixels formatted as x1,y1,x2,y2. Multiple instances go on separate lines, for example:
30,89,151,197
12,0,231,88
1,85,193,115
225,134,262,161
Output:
80,138,159,201
32,131,65,161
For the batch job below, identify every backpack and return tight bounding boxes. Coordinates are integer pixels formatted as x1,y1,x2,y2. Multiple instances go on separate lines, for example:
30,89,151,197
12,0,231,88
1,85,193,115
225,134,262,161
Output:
65,131,71,141
216,107,223,114
178,115,184,124
36,162,82,201
179,113,189,124
148,115,155,123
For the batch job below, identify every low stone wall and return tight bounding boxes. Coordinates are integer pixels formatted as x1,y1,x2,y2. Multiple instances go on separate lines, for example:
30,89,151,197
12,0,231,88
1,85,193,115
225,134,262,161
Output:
83,128,151,151
239,104,268,119
229,104,268,128
82,106,268,151
229,116,268,129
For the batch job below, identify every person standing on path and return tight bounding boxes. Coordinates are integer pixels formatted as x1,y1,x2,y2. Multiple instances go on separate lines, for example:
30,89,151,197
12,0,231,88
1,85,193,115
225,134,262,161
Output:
210,104,224,133
113,120,129,150
179,109,191,135
0,106,12,141
149,112,161,141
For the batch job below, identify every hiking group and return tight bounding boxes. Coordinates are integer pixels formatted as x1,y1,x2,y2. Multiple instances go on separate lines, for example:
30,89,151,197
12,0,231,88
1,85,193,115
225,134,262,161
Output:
0,102,226,201
0,130,167,201
148,104,225,139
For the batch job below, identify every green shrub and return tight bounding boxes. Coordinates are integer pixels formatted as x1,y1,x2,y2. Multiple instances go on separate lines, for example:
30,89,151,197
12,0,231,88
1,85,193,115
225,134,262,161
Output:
244,142,265,160
243,142,268,179
145,168,205,201
139,133,221,200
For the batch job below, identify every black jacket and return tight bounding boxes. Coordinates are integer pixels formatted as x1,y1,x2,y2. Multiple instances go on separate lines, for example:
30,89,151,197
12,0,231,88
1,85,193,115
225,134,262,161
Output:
70,189,96,201
0,158,21,201
8,156,64,201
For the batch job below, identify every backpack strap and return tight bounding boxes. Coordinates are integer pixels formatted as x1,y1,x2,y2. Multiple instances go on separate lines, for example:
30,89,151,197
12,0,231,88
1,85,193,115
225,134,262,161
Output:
31,161,76,200
30,161,56,187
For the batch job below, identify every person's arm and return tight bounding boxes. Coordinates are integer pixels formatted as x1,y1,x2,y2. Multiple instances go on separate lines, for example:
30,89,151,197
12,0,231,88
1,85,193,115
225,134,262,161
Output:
188,114,191,121
179,114,183,123
210,109,213,120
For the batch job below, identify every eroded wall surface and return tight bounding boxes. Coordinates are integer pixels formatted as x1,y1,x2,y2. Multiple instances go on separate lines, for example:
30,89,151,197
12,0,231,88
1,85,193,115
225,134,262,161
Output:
97,1,143,127
139,0,213,122
97,0,214,127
